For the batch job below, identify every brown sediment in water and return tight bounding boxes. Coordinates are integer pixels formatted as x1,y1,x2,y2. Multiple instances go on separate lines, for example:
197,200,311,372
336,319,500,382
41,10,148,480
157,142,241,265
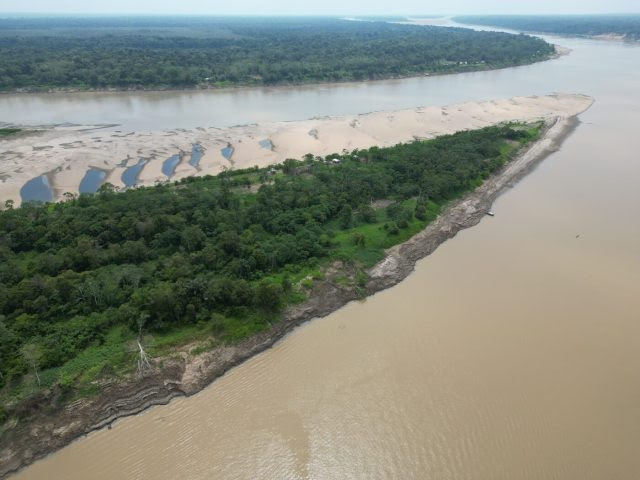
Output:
0,109,592,479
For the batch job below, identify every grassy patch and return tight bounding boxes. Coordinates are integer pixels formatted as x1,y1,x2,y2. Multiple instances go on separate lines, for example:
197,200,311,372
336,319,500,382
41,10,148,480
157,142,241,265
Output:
331,199,441,267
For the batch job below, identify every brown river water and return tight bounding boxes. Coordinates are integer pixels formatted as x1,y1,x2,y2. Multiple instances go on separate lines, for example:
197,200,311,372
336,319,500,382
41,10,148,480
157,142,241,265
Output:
6,29,640,480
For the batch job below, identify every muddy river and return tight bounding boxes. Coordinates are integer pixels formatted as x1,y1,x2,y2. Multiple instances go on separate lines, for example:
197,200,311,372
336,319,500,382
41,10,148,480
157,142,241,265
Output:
7,28,640,480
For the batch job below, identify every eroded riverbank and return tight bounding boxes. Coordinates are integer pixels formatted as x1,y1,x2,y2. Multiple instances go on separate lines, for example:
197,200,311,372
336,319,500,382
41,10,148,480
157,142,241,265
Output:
0,106,592,478
5,24,640,480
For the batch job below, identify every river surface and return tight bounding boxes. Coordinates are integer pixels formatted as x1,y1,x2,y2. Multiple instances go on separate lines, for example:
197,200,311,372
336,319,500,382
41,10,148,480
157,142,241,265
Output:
9,28,640,480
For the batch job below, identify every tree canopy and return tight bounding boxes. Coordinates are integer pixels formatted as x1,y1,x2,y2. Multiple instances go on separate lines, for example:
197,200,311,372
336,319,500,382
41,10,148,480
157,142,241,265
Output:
0,17,554,91
455,15,640,39
0,122,542,415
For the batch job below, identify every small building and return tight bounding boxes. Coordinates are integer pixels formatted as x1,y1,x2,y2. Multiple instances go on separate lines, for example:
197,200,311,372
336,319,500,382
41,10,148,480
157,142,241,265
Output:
331,158,341,164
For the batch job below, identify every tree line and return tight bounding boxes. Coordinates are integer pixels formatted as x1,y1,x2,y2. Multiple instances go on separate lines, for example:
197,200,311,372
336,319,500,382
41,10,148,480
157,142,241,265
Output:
0,17,555,90
455,15,640,39
0,122,541,416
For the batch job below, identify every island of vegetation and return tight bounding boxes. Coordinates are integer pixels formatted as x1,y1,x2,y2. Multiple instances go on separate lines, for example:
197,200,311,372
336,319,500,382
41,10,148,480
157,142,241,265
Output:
454,15,640,40
0,122,542,397
0,114,596,478
0,16,556,91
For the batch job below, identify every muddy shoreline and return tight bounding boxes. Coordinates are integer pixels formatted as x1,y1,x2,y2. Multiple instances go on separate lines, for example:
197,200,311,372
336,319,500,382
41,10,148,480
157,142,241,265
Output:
0,113,586,478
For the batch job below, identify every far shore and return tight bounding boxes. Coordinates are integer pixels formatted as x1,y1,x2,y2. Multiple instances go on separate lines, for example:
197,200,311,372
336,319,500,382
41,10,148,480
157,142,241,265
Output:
0,45,566,98
0,67,500,97
0,103,593,479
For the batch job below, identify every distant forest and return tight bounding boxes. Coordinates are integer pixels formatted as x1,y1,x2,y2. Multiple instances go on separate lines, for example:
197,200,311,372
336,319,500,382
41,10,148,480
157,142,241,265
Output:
0,122,542,418
455,15,640,39
0,17,554,91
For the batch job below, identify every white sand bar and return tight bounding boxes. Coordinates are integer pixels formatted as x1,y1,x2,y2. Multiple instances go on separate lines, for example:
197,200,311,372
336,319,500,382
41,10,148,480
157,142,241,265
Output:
0,93,593,205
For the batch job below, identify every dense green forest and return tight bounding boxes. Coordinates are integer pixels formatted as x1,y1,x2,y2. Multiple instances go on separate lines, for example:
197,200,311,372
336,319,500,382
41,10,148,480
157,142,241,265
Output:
0,128,20,137
0,17,554,90
454,15,640,39
0,122,543,418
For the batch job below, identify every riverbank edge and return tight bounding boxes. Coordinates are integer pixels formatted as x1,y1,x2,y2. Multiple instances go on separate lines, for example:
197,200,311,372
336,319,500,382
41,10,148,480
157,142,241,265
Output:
452,19,640,43
0,50,562,97
0,112,588,478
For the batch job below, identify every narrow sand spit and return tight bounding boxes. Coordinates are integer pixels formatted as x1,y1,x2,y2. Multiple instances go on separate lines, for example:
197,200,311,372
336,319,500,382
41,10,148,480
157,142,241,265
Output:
0,94,592,205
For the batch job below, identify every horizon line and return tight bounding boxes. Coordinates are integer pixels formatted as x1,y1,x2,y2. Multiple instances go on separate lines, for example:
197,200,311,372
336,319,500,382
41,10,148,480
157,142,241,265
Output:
1,12,639,17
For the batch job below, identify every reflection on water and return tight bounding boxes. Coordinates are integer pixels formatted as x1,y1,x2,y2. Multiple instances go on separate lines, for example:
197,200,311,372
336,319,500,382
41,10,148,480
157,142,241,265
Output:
10,34,640,480
19,175,52,203
121,159,147,187
78,168,106,194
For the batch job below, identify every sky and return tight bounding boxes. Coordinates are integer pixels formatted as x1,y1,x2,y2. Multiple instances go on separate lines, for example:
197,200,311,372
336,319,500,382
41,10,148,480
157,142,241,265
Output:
0,0,639,15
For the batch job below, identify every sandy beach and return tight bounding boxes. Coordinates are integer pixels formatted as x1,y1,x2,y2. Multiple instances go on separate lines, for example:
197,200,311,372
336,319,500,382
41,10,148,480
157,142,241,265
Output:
0,93,592,206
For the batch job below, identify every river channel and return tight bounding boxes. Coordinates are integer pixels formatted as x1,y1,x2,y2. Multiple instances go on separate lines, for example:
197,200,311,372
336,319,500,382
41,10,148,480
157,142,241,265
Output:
6,27,640,480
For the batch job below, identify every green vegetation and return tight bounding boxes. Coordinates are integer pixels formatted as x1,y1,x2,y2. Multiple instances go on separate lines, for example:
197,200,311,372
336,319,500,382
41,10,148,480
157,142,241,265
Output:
0,128,21,137
0,122,542,417
454,15,640,39
0,16,555,91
